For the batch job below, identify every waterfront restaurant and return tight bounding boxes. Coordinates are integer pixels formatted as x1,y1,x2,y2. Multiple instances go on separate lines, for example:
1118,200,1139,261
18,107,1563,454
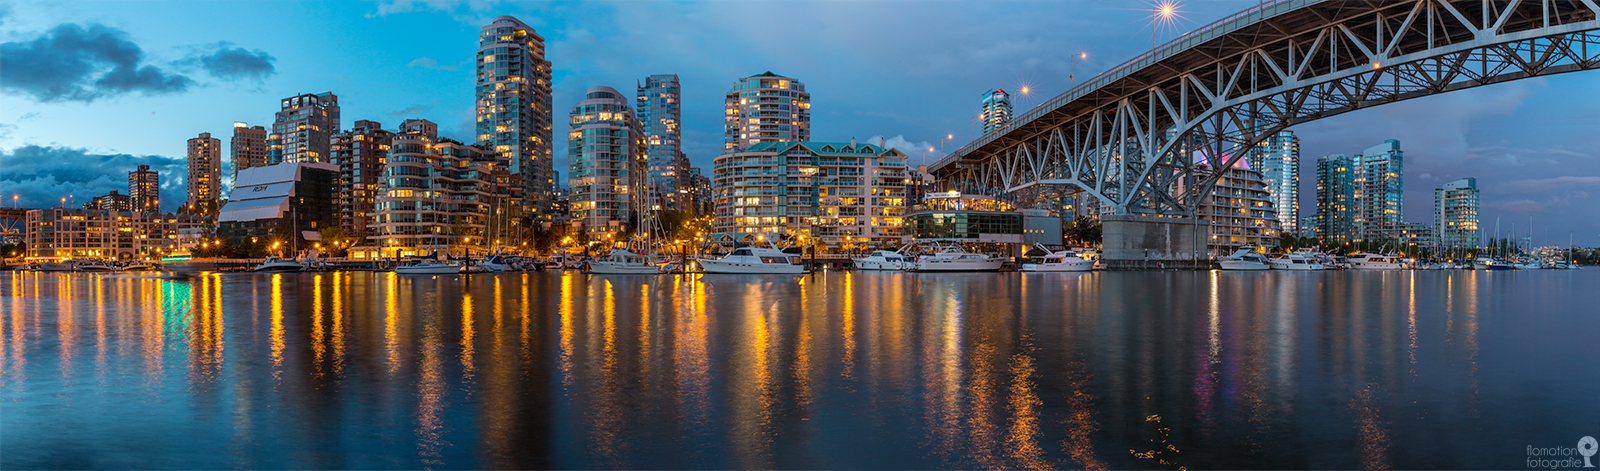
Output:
904,192,1060,257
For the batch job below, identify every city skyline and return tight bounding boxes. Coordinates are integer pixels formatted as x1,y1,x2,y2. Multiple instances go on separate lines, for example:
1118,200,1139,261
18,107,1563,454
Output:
3,1,1600,244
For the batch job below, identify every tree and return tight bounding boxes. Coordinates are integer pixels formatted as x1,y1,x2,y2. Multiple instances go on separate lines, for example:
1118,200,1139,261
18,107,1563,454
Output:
317,226,354,257
1064,216,1103,246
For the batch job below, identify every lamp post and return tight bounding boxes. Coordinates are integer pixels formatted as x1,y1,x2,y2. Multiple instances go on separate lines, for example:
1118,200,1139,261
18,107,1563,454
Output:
1069,52,1088,89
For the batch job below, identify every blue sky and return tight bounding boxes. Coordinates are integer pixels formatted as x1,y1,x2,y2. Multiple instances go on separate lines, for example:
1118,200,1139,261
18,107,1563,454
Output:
3,0,1598,245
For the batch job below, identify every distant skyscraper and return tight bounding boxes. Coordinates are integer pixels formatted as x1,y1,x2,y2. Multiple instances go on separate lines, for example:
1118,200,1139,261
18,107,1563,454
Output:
230,122,268,181
1249,129,1300,234
330,120,394,237
476,16,555,219
1434,177,1480,250
980,89,1013,133
268,92,340,164
129,164,160,213
638,74,687,210
187,132,223,214
1353,139,1403,241
723,71,810,152
567,86,646,240
1315,154,1355,244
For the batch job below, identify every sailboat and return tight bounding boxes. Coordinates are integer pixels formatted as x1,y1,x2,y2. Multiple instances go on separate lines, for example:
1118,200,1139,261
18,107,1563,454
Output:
589,167,668,275
395,191,463,275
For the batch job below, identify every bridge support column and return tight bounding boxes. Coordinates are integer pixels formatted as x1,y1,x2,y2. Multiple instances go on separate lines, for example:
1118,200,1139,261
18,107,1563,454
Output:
1100,214,1211,270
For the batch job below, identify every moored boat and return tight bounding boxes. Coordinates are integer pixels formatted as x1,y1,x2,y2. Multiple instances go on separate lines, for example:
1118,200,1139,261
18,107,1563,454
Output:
909,243,1004,272
853,250,909,271
589,249,663,274
1020,244,1093,272
1218,248,1270,271
1348,253,1405,270
1269,250,1325,270
696,244,805,274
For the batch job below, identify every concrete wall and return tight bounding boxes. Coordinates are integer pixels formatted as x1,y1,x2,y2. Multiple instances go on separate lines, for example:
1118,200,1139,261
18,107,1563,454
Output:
1101,214,1211,269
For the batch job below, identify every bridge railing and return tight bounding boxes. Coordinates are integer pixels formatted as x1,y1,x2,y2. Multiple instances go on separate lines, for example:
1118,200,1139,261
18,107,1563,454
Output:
934,0,1312,171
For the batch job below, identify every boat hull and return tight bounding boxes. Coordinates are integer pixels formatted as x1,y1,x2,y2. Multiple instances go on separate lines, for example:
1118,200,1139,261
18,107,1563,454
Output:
852,259,905,270
394,265,461,275
695,258,804,274
913,259,1004,272
1217,261,1269,270
589,262,661,274
1020,262,1093,272
1270,262,1324,270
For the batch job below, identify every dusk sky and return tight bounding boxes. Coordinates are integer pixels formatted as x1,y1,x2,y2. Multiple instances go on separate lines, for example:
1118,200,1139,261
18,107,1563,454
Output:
3,0,1598,245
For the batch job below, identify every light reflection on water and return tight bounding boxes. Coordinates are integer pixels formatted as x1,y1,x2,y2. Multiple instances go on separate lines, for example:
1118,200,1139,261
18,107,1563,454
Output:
1,269,1596,469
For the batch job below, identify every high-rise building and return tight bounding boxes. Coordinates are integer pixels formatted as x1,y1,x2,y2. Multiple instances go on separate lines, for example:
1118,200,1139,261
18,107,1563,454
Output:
638,74,687,210
330,120,394,237
711,141,909,247
187,132,222,214
980,89,1013,133
1176,157,1281,255
268,92,340,164
689,167,713,216
476,16,555,219
230,122,268,181
369,129,519,255
128,164,160,213
84,191,133,211
1315,154,1355,244
1353,139,1404,241
567,86,647,240
1434,177,1480,250
1249,129,1300,234
723,71,810,152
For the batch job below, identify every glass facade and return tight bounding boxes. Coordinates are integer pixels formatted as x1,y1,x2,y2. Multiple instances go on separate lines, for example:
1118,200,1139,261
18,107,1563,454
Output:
1315,153,1356,244
567,86,647,239
638,74,687,211
1434,177,1479,249
1249,129,1300,234
476,16,554,219
906,212,1022,240
980,89,1012,133
723,72,810,152
268,92,340,165
1354,139,1404,241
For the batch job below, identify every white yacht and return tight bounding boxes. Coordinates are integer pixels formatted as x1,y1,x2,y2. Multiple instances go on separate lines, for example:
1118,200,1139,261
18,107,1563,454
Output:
1218,248,1270,270
252,257,307,272
1512,259,1544,270
73,260,116,272
910,244,1004,272
477,255,511,273
394,261,463,275
696,244,805,274
1021,244,1094,272
589,249,663,275
1348,253,1405,270
1270,250,1325,270
853,250,909,271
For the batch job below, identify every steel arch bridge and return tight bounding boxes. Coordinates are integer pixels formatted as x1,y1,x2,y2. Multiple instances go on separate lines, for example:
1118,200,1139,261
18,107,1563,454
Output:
931,0,1600,215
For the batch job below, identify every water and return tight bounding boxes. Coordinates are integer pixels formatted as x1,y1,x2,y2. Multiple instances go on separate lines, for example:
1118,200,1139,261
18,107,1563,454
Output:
1,270,1596,469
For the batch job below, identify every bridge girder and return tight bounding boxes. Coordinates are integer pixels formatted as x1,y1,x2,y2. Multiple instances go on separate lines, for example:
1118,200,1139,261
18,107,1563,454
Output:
936,0,1600,215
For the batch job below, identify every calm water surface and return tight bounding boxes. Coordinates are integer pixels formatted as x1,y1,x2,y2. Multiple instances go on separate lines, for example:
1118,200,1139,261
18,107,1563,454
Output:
1,270,1596,469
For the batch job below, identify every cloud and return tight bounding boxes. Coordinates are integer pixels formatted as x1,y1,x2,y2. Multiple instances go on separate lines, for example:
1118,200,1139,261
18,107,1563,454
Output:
369,0,503,23
867,135,937,159
407,57,458,71
185,43,277,82
1497,176,1600,193
0,23,193,103
0,145,185,211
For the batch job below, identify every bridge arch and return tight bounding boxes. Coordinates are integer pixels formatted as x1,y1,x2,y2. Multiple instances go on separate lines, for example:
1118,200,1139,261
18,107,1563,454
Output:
933,0,1600,215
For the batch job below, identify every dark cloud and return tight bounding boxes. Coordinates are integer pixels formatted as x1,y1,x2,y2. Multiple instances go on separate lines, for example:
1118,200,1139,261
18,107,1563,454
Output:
0,23,193,103
0,145,185,211
190,44,277,81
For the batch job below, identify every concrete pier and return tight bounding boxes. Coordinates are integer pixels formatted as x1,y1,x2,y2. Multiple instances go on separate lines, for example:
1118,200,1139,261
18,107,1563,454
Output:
1100,214,1212,269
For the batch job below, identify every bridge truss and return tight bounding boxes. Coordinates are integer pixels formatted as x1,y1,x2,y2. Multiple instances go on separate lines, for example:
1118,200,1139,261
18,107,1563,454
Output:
935,0,1600,215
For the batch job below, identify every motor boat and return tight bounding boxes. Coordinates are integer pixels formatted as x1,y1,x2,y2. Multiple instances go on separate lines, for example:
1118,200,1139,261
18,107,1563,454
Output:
1269,250,1325,270
394,261,463,275
1020,244,1094,272
589,249,663,275
120,261,158,271
1512,259,1544,270
73,260,116,272
910,243,1004,272
853,250,909,270
477,255,511,273
1348,253,1405,270
1217,248,1270,270
695,244,805,274
1472,257,1514,270
252,256,308,272
36,261,76,272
